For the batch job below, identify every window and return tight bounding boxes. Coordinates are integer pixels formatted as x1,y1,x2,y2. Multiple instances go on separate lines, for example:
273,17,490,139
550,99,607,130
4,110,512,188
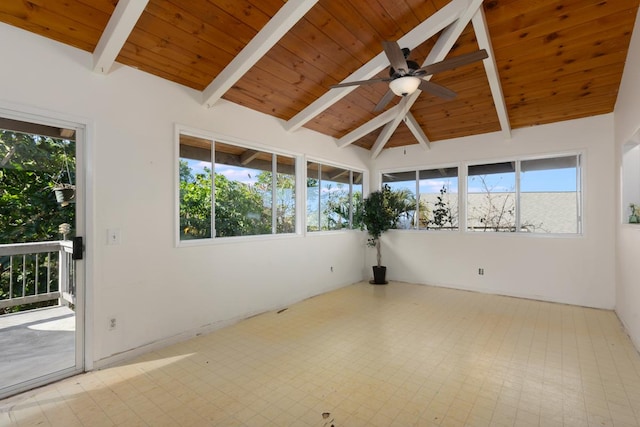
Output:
420,167,458,230
382,167,458,230
178,133,296,241
467,162,516,232
520,156,580,233
467,155,581,233
381,155,581,235
306,161,363,231
382,171,417,229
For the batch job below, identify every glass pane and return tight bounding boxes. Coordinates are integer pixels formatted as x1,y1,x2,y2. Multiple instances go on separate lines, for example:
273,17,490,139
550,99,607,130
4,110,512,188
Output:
276,155,295,234
419,167,458,230
467,162,516,232
382,171,416,229
352,171,363,230
214,142,271,237
179,134,212,240
0,119,79,394
306,162,320,231
321,165,350,230
520,156,579,233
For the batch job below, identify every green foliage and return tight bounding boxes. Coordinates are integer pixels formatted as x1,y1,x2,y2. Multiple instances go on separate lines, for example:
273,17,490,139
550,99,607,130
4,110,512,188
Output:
1,130,75,313
428,186,454,229
214,173,271,237
255,171,295,234
179,161,212,239
361,185,399,242
0,130,75,244
361,185,406,267
179,162,297,238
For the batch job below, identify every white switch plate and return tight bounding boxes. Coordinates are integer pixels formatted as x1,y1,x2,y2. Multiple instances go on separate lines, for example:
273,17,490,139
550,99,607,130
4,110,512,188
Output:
107,228,121,245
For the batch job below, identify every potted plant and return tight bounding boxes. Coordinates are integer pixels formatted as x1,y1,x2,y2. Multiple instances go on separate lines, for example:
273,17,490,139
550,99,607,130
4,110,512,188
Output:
630,203,640,224
360,184,404,284
52,183,75,207
51,153,75,207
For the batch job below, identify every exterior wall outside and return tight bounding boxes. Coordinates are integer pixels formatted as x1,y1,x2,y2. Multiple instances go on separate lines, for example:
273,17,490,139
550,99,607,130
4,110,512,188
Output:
371,114,616,309
614,6,640,350
0,22,371,366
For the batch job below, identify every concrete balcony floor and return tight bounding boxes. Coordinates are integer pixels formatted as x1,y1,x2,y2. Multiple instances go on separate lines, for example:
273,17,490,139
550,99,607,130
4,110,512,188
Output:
0,306,75,391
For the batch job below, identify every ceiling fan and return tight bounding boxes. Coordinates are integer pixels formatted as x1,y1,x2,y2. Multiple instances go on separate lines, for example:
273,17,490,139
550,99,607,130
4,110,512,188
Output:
330,41,488,112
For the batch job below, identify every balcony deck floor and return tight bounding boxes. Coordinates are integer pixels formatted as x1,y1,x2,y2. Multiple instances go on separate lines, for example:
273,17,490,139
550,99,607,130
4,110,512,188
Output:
0,306,75,391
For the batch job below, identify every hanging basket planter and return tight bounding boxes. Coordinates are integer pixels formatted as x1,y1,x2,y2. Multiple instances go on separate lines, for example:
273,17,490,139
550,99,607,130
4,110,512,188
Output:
53,184,76,207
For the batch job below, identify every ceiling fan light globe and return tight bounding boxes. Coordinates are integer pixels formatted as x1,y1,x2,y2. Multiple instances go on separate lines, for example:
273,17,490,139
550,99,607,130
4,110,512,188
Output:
389,76,421,96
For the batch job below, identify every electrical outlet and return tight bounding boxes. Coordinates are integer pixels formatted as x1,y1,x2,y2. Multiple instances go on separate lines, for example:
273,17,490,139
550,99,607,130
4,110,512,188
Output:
330,266,334,272
108,317,117,331
478,268,485,275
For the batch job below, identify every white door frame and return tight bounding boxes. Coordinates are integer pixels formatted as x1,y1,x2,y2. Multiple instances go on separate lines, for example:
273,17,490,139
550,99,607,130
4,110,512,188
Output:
0,103,92,396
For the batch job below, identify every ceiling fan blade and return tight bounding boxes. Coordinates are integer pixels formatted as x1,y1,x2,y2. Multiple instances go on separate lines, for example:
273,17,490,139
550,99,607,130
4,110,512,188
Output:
330,77,390,89
382,40,409,74
418,80,457,100
373,89,396,112
416,49,488,76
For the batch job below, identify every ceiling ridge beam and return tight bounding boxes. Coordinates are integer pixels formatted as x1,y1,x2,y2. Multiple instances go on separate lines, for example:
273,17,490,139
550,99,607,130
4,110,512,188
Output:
471,6,511,139
202,0,318,108
93,0,149,74
404,113,431,150
371,0,486,158
284,0,470,133
336,105,401,148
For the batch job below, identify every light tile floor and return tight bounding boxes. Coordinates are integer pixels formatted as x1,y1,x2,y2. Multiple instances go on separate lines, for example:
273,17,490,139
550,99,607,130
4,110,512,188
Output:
2,282,640,426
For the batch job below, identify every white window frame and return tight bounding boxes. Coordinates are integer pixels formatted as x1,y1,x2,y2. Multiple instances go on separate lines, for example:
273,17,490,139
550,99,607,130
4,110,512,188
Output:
465,151,584,236
378,151,584,237
304,156,367,234
175,125,304,247
379,162,461,232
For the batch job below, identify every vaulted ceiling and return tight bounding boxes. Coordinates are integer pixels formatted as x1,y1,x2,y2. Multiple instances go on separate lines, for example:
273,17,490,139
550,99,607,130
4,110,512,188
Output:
1,0,638,157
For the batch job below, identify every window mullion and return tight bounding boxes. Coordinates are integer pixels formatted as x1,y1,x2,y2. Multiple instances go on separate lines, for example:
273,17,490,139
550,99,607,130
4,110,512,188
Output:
515,160,521,232
272,154,277,234
576,154,582,233
317,164,322,231
415,170,420,230
211,140,216,238
348,170,353,229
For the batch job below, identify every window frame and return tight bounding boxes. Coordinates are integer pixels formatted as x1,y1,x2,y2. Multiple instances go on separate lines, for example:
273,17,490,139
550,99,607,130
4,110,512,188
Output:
305,156,366,234
465,152,583,236
175,126,304,247
379,152,584,237
380,163,461,232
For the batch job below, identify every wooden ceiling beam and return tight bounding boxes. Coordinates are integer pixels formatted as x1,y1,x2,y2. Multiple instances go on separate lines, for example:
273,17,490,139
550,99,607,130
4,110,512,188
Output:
202,0,318,108
285,0,469,133
371,0,486,158
471,6,511,139
93,0,149,74
336,105,401,148
240,150,260,165
404,113,431,151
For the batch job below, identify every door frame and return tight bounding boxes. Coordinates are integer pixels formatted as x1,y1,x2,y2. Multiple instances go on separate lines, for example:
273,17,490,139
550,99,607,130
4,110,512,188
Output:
0,102,92,396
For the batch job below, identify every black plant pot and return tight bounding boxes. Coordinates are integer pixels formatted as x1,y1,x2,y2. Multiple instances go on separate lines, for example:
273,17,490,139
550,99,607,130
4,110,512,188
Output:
370,266,388,285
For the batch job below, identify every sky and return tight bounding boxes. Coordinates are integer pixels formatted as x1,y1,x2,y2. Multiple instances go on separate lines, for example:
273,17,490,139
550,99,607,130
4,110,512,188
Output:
184,159,578,194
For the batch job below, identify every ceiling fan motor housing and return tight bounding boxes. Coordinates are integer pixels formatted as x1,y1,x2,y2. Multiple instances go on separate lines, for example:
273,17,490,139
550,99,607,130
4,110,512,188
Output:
389,59,421,78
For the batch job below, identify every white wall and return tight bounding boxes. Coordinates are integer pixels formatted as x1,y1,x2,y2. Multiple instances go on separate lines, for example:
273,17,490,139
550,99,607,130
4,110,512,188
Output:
0,23,370,365
614,7,640,350
371,115,616,309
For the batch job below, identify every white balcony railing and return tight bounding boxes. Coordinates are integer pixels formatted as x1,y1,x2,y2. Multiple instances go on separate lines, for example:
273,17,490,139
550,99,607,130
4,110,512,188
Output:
0,241,75,312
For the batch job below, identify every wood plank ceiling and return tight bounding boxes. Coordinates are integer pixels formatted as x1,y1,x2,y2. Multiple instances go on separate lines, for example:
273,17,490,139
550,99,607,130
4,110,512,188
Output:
0,0,638,156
